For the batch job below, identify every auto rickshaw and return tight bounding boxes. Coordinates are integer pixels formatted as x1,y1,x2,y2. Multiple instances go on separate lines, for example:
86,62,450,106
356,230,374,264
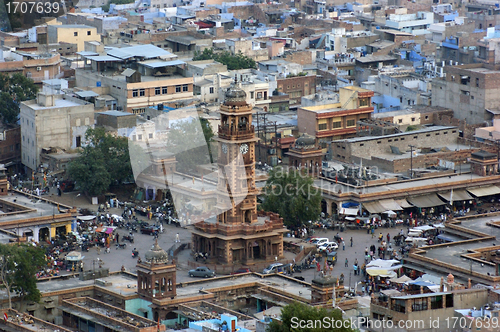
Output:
327,251,337,266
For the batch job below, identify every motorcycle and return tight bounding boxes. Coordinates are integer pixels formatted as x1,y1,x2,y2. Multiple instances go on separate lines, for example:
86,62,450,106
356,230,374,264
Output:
123,235,134,243
132,249,139,258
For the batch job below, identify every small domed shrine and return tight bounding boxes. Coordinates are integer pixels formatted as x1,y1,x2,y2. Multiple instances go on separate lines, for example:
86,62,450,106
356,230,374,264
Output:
137,239,176,301
286,133,324,177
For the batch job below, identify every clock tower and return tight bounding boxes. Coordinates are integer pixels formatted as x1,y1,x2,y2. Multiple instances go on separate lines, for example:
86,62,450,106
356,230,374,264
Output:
215,85,258,224
192,84,286,266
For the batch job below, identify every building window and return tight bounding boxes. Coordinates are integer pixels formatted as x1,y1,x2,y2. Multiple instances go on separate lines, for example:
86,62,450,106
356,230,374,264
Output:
76,136,81,147
138,134,143,140
411,118,415,122
87,31,91,35
377,141,381,144
250,91,254,98
183,85,188,92
139,89,145,96
346,119,355,127
155,87,161,95
175,85,181,93
209,87,214,94
359,98,369,107
318,123,327,130
149,133,153,139
162,86,168,94
476,78,479,87
74,32,78,36
257,92,263,99
133,90,138,97
332,121,341,129
398,119,403,124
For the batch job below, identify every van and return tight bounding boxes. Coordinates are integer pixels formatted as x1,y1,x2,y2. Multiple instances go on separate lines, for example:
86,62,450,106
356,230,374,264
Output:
315,238,329,247
262,263,285,274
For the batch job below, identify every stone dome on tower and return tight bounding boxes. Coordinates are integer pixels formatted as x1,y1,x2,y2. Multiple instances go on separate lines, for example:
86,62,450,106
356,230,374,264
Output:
224,85,247,106
144,239,169,264
295,133,316,148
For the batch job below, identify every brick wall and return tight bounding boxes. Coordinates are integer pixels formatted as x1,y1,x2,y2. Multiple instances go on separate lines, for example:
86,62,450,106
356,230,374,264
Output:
332,127,459,163
433,112,484,139
283,50,315,65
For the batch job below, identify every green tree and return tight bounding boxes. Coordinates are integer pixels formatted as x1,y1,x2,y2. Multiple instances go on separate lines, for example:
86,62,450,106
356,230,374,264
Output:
67,128,131,196
0,244,46,308
192,48,256,70
261,167,321,229
0,73,38,124
12,245,45,305
268,302,355,332
167,117,215,172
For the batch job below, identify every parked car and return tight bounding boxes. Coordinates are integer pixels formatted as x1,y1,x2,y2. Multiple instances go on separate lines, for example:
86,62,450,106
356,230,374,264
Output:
231,268,251,275
315,238,329,247
188,267,216,278
317,242,339,252
140,225,159,235
262,263,285,274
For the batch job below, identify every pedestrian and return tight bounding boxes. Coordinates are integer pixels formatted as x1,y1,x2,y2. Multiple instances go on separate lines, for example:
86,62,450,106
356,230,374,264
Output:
175,233,180,243
116,233,120,243
371,227,374,238
353,264,358,275
387,233,391,243
97,247,101,255
350,237,353,247
342,241,345,250
345,258,348,267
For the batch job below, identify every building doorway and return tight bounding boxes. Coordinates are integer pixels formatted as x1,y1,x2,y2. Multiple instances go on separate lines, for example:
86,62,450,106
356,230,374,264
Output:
252,241,260,259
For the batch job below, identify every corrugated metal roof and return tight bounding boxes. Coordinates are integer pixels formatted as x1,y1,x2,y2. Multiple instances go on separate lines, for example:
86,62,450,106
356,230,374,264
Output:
86,55,120,62
140,60,185,68
75,91,99,98
107,44,173,60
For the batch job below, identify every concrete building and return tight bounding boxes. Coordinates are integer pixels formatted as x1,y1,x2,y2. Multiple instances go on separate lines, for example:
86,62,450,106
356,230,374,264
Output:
75,45,194,113
0,49,62,84
297,86,374,148
385,11,434,36
47,25,99,52
431,64,500,125
0,124,21,173
20,92,94,171
331,125,458,162
277,75,316,108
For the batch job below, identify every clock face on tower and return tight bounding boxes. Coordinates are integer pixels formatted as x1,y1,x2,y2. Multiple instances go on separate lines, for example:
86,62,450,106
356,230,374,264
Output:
222,143,228,154
240,144,249,155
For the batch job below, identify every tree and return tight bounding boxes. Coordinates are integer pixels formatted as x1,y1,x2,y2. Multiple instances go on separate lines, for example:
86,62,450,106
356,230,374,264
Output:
267,302,355,332
260,167,321,229
0,244,46,308
67,128,131,196
192,48,256,70
167,117,215,172
0,73,38,124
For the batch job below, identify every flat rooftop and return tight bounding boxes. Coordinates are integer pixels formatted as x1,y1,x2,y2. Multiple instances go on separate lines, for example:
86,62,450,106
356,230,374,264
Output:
0,193,67,225
23,97,87,110
176,274,311,300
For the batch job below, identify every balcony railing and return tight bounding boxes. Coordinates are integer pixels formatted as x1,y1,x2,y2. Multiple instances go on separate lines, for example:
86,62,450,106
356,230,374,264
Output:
218,125,255,140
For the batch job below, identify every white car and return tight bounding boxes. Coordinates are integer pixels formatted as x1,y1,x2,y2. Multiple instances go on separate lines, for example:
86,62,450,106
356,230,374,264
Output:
315,238,329,247
318,242,339,252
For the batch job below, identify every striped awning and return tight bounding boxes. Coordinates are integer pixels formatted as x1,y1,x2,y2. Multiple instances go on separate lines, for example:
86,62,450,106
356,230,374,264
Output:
407,193,446,208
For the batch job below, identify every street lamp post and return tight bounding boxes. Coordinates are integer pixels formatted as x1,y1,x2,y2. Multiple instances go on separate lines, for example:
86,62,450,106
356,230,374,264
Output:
73,193,81,208
409,145,416,179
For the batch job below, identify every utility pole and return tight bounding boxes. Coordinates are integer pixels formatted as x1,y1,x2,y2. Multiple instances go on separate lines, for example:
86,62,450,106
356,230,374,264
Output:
409,145,416,179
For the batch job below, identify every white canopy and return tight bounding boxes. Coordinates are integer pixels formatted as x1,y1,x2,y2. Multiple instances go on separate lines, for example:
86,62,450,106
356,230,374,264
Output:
405,237,428,242
77,216,96,221
339,208,358,216
367,259,400,268
413,225,435,231
433,223,445,228
384,210,397,216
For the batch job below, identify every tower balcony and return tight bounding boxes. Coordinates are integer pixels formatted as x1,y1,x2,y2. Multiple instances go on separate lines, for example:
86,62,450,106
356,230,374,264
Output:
218,125,255,140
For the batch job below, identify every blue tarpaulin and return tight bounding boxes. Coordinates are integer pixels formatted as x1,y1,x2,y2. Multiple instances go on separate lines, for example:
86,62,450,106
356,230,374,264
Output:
342,202,360,208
